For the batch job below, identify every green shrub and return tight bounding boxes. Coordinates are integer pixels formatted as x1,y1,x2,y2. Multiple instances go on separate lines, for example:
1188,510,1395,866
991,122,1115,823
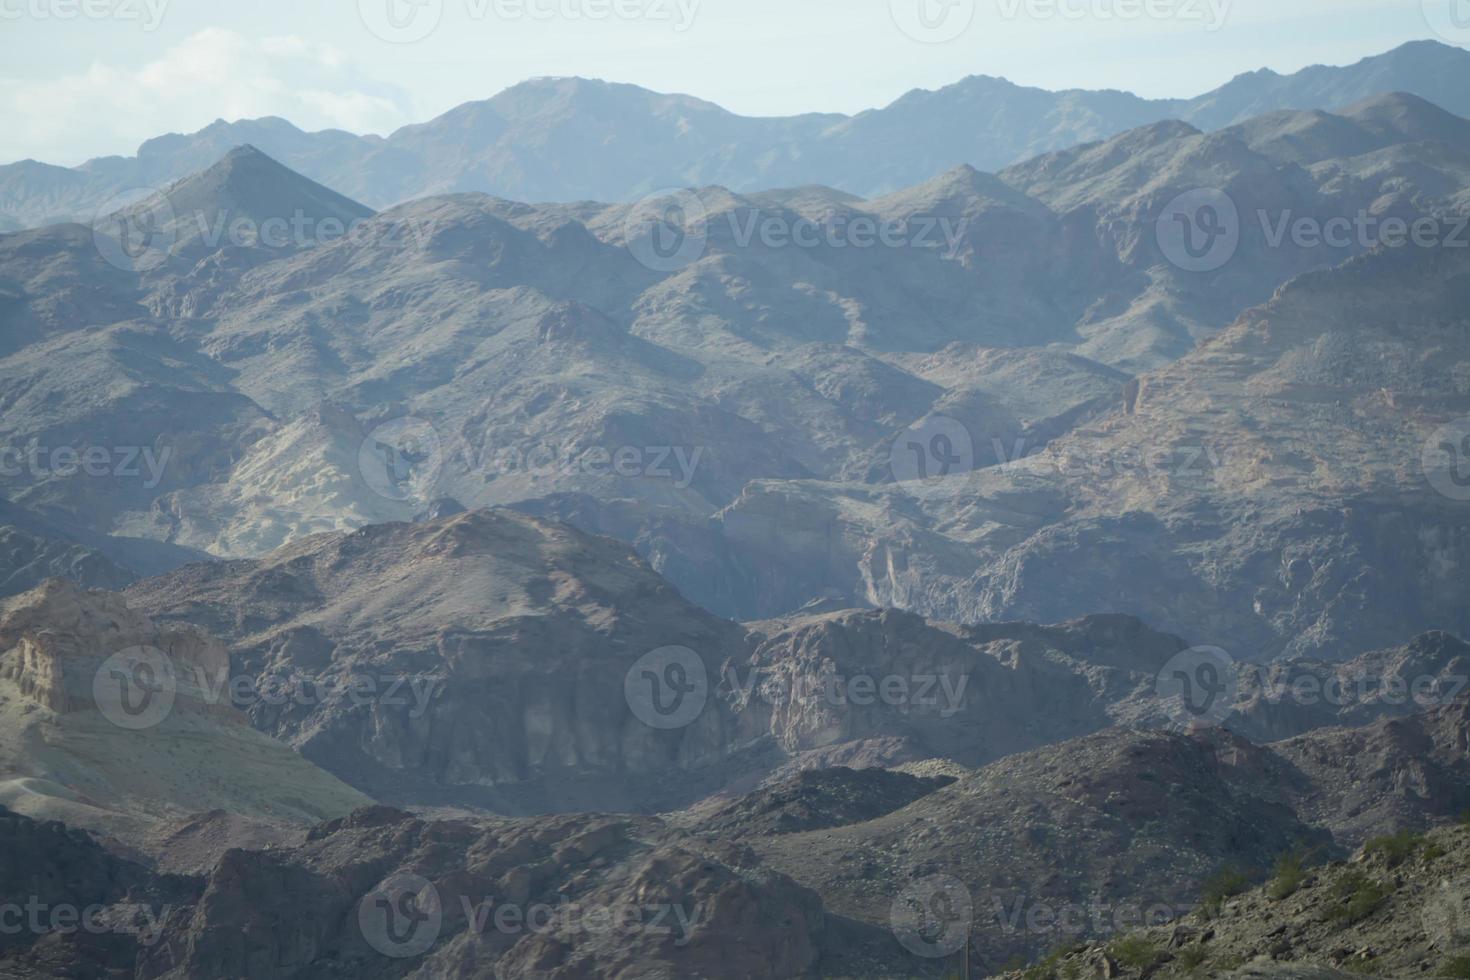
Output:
1327,870,1389,925
1174,945,1208,971
1364,829,1428,867
1214,953,1246,972
1440,955,1470,979
1019,953,1055,980
1199,866,1252,918
1108,936,1162,971
1268,850,1310,900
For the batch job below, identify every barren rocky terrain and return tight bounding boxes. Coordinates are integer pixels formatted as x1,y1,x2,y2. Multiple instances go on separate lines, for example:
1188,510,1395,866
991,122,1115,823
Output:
2,91,1468,663
2,33,1469,980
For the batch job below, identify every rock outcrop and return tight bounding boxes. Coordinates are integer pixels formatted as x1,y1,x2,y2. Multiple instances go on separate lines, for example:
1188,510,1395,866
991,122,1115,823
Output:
0,579,371,845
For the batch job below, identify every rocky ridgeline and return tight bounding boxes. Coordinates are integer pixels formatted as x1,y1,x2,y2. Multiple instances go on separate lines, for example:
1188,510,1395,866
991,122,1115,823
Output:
0,804,827,979
8,704,1470,977
115,508,1470,818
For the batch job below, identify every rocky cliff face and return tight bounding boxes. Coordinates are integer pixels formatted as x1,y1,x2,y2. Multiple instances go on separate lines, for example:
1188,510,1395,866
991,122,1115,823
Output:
0,578,231,719
125,509,754,814
729,608,1186,769
713,242,1470,660
0,805,196,964
122,508,1470,817
0,579,371,845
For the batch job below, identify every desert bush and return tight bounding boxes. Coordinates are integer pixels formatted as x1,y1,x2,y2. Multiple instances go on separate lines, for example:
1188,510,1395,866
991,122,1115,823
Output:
1327,870,1388,925
1439,955,1470,978
1199,866,1252,918
1364,829,1428,867
1107,936,1162,970
1268,850,1310,900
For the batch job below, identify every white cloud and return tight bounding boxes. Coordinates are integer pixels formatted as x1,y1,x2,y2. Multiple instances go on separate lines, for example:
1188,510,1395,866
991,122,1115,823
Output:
0,28,414,165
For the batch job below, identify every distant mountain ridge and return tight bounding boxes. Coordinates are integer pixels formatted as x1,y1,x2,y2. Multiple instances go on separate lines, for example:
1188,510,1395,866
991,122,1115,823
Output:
4,89,1470,656
3,40,1470,229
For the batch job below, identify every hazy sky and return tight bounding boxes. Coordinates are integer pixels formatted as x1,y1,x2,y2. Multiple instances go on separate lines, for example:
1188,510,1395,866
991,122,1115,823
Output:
1,0,1464,165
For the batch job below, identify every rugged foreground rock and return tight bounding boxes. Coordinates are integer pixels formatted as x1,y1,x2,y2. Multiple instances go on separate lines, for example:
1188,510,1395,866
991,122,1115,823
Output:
755,701,1470,975
998,821,1470,979
5,700,1470,976
0,805,828,980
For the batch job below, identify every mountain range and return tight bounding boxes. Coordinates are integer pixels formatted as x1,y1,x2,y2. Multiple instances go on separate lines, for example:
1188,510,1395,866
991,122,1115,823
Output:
5,502,1470,976
2,86,1468,662
3,41,1470,230
6,28,1470,980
